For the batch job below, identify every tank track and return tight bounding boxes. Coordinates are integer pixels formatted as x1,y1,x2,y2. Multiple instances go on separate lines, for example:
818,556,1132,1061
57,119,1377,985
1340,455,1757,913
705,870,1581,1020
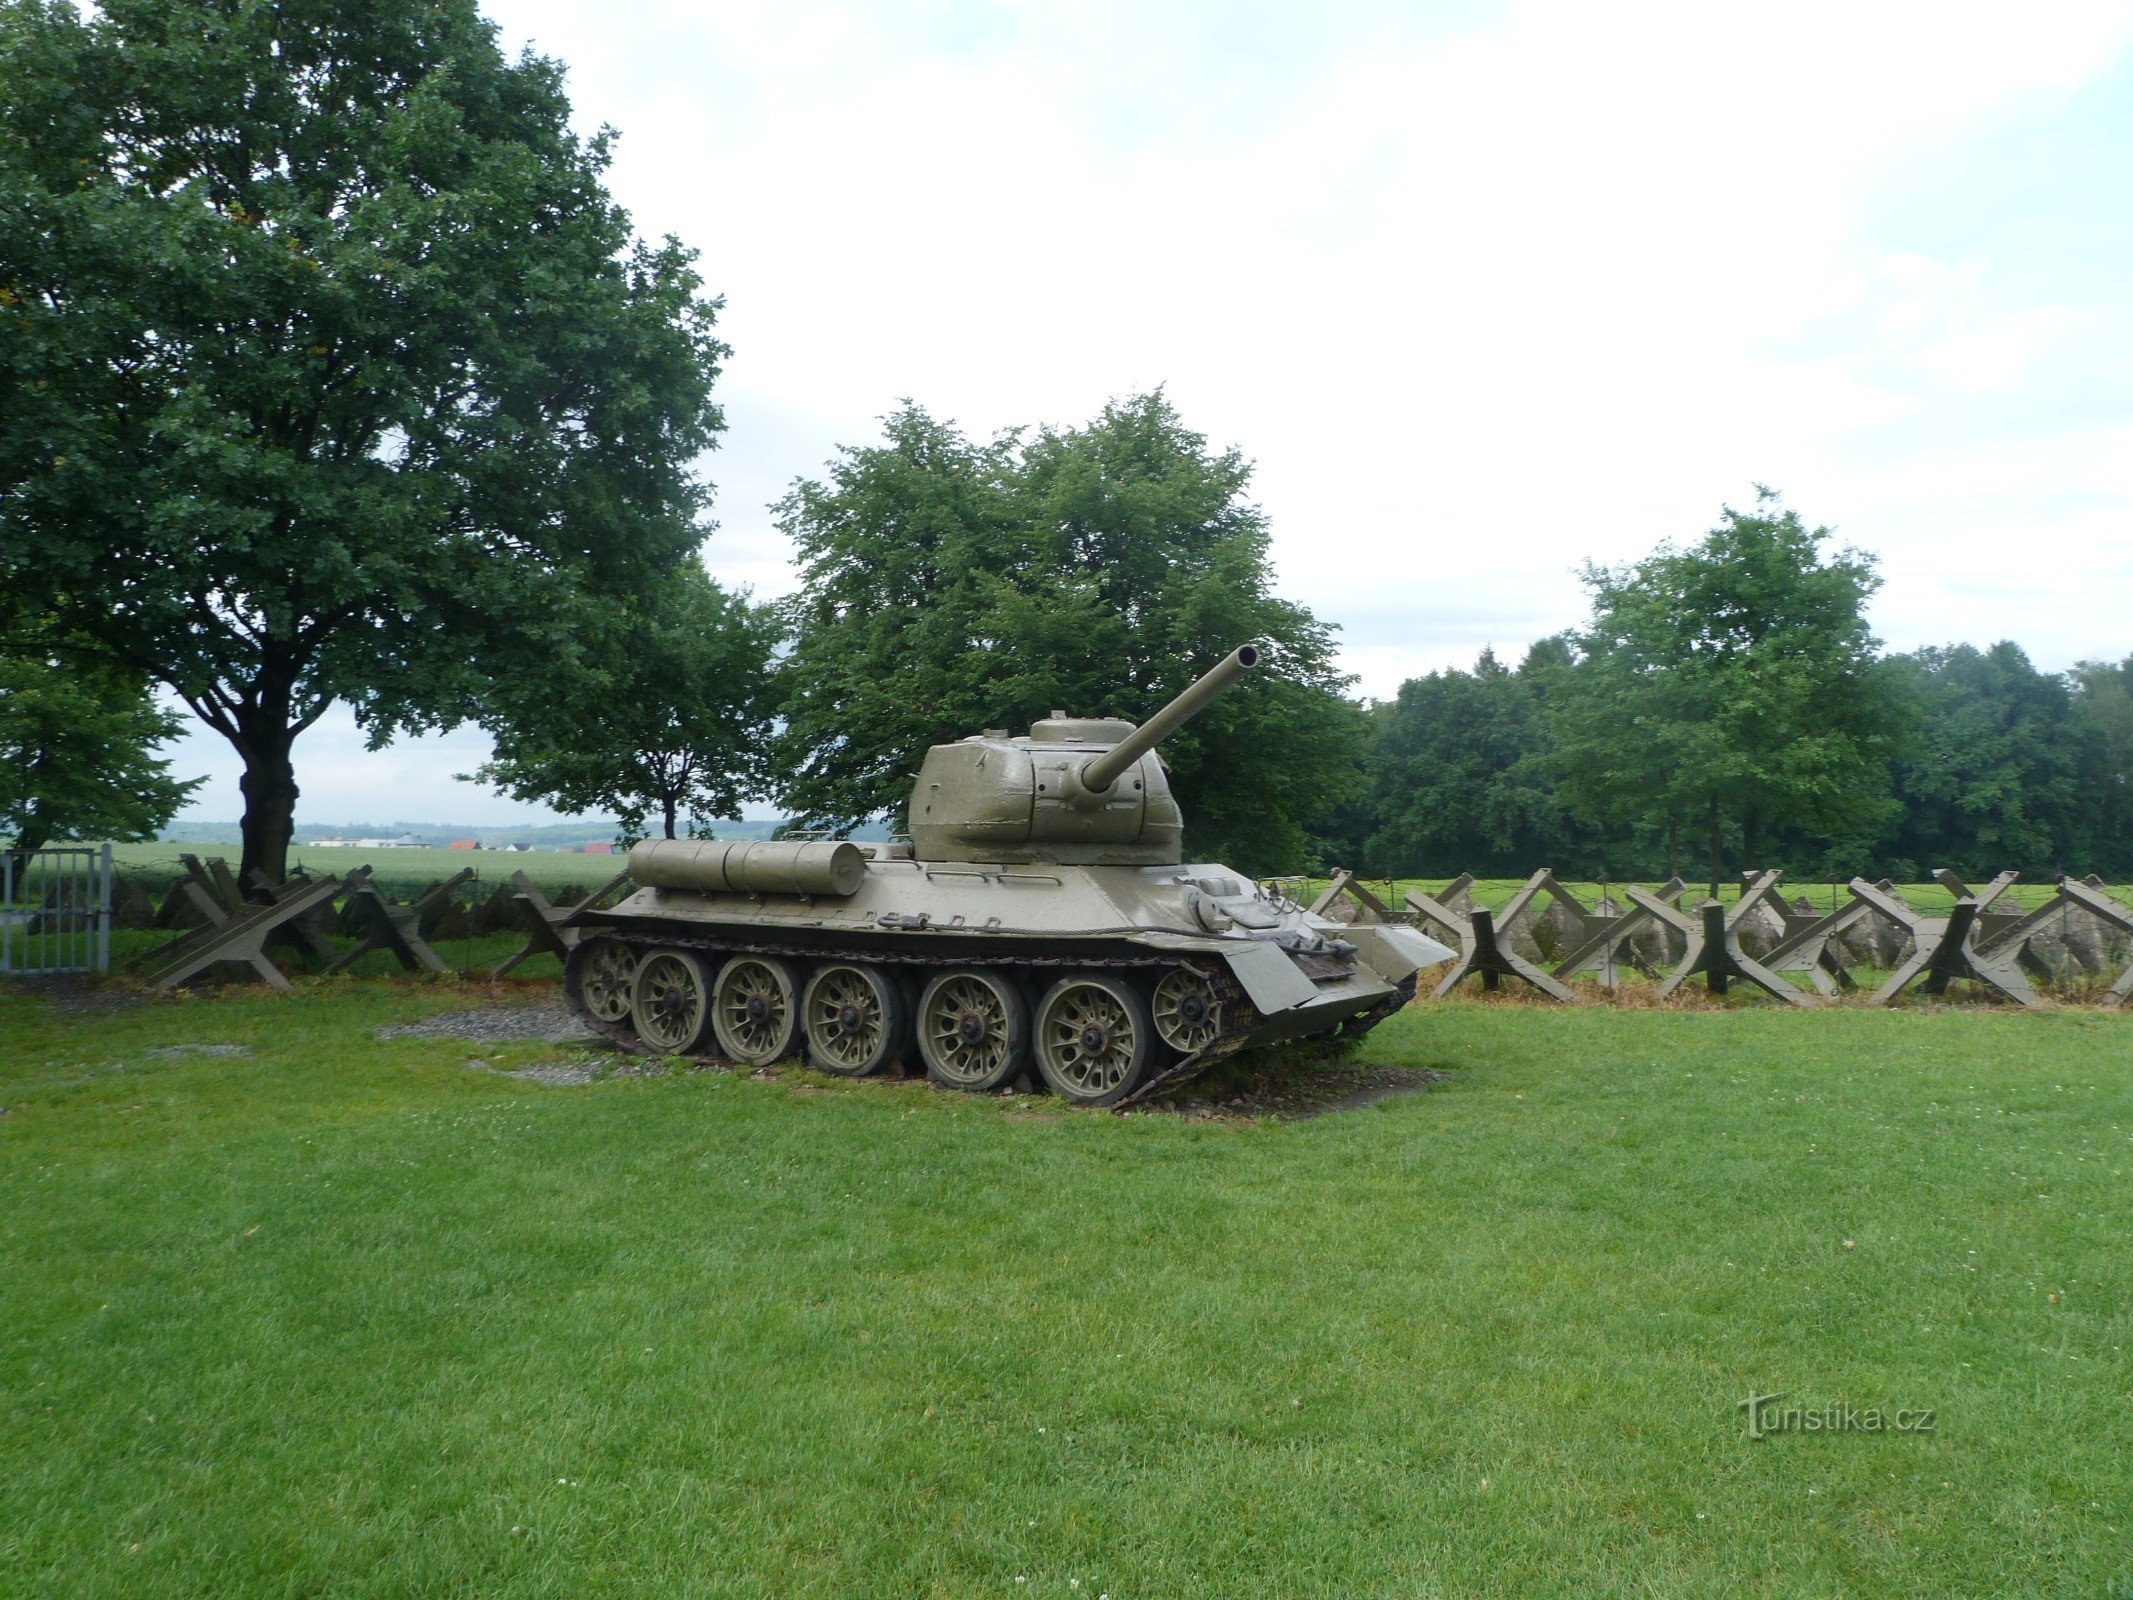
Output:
562,928,1306,1108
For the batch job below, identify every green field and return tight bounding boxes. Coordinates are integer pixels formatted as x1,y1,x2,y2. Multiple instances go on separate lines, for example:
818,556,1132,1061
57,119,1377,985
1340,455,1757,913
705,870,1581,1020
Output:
3,976,2129,1598
107,841,616,901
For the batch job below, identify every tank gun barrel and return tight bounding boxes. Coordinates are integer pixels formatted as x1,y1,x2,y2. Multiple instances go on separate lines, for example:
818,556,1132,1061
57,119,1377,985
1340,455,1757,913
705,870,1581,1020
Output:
1078,644,1259,795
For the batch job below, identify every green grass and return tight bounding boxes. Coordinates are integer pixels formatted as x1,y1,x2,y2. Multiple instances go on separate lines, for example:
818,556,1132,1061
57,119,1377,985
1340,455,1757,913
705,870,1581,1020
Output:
3,980,2130,1597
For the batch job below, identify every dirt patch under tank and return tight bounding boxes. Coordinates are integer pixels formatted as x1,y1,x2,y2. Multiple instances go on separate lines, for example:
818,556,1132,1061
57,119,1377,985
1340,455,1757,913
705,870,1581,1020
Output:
378,998,1444,1118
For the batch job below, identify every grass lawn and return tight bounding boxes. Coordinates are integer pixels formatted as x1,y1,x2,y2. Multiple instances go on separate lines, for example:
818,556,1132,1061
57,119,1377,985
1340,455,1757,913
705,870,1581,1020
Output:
3,979,2129,1598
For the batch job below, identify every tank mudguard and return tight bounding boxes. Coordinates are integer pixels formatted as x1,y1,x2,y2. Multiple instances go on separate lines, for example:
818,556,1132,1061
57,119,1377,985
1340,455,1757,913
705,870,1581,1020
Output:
1346,922,1455,983
1220,940,1321,1013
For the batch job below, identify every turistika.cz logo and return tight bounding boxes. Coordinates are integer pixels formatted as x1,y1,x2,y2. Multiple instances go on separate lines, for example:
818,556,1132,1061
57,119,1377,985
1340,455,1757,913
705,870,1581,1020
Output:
1739,1392,1936,1439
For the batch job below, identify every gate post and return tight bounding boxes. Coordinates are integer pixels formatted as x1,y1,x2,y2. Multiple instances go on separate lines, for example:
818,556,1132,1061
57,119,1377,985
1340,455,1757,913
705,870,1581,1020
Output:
98,843,114,973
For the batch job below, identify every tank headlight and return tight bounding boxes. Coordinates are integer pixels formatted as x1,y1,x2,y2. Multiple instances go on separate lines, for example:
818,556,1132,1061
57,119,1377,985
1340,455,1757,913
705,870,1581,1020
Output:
1186,887,1234,932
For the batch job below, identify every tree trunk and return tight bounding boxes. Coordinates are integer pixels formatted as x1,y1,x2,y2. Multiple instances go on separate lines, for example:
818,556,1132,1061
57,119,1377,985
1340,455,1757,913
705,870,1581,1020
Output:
237,723,300,886
7,810,52,890
1741,814,1758,873
1667,818,1680,882
661,794,678,839
1707,800,1723,901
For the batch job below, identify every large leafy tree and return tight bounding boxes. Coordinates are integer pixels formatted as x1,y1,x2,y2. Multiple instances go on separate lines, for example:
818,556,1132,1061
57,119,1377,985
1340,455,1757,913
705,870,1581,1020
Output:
773,394,1361,873
1881,642,2110,879
0,0,724,881
1,611,200,856
1549,491,1899,892
473,565,778,842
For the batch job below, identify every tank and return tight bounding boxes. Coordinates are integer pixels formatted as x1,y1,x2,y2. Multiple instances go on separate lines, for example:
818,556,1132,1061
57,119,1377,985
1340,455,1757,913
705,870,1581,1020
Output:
562,644,1452,1106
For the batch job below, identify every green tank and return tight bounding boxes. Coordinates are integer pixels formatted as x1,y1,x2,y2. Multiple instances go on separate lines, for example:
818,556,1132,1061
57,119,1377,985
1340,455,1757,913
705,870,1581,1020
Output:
562,645,1451,1106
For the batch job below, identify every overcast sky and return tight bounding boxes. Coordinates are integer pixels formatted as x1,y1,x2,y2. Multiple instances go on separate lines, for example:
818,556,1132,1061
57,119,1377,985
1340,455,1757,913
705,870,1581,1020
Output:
170,0,2133,826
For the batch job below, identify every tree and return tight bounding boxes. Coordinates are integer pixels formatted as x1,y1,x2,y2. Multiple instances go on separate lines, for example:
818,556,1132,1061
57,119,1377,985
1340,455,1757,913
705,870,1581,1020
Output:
1359,644,1572,878
0,0,725,881
2070,654,2133,878
1881,643,2109,879
472,565,778,841
1,611,200,855
1550,490,1899,892
773,394,1361,873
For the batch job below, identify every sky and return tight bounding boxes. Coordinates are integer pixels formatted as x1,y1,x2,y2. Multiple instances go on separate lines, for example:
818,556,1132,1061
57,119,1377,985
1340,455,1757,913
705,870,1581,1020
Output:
169,0,2133,827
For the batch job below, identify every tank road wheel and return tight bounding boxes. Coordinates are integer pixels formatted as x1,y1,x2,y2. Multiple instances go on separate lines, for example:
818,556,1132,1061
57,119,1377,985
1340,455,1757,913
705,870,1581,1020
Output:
630,949,715,1054
1151,968,1221,1054
1034,973,1154,1107
801,963,907,1077
917,968,1029,1092
711,955,803,1067
568,937,639,1026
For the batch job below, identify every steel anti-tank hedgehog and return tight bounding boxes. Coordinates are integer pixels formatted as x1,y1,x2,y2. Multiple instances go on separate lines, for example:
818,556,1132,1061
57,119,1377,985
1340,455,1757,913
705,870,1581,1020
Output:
562,645,1451,1106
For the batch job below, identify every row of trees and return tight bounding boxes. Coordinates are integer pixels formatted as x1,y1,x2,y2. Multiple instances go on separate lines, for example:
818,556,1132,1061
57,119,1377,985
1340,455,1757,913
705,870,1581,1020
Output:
1341,499,2133,885
5,0,2123,889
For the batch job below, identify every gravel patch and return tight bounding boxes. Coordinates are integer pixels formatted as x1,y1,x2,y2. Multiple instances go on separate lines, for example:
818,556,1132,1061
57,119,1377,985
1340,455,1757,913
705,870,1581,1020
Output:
11,977,146,1016
502,1059,604,1086
459,1049,615,1086
377,1002,594,1046
1136,1062,1447,1120
143,1043,252,1060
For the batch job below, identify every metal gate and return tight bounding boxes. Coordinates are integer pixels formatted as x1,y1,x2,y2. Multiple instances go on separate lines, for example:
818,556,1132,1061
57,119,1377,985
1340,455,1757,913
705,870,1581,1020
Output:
1,845,112,975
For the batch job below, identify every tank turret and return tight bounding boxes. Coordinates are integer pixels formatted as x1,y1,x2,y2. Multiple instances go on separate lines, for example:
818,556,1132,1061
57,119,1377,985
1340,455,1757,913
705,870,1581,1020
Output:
907,645,1259,866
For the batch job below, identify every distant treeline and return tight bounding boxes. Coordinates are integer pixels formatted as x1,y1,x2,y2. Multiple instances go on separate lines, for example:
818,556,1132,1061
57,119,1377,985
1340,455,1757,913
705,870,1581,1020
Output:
1324,636,2133,888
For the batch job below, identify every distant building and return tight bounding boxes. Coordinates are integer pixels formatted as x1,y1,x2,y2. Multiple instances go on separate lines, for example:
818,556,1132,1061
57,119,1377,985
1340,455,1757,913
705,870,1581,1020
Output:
584,841,613,855
448,840,479,851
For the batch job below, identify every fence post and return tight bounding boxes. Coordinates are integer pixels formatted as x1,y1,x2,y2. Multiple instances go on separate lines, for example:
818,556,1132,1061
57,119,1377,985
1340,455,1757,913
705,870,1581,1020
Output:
98,843,113,973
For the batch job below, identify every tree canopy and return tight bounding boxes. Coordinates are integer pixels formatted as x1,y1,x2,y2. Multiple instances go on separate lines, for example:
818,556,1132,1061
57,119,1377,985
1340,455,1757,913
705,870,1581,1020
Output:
772,394,1361,873
0,0,725,880
1355,644,1574,878
1880,642,2110,880
473,565,778,843
1327,492,2133,886
2070,654,2133,858
1548,491,1899,890
1,611,199,856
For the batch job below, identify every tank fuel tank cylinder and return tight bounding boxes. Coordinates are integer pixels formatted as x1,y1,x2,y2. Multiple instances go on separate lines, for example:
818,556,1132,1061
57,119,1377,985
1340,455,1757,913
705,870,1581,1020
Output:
628,839,867,898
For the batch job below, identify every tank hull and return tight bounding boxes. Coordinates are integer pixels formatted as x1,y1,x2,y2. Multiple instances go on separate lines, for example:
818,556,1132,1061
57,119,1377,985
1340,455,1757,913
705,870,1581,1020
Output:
563,859,1450,1105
